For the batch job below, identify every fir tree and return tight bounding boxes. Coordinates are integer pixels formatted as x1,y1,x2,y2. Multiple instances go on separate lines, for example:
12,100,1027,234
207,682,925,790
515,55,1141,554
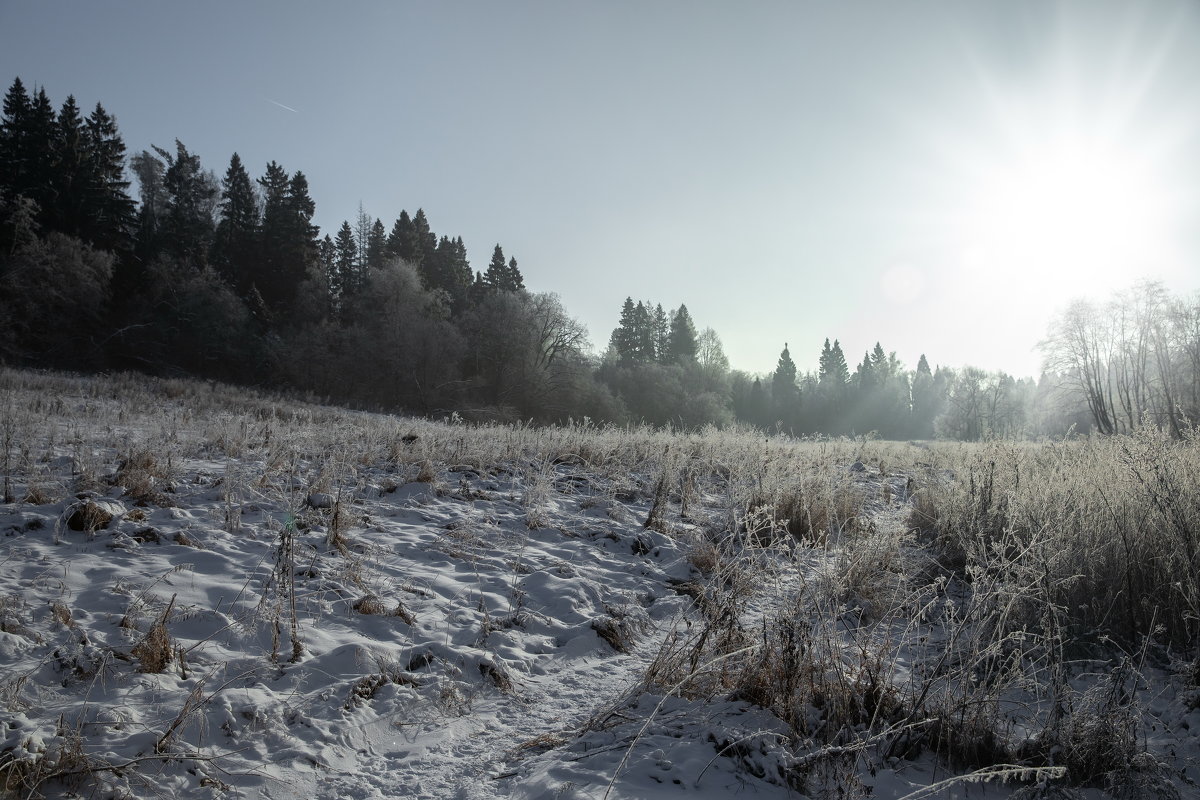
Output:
386,209,428,267
49,95,87,236
0,77,32,203
129,148,166,264
483,244,508,291
634,301,656,362
666,304,699,363
319,234,337,299
772,343,798,398
411,208,437,270
855,352,875,391
0,80,56,230
212,152,259,292
153,139,217,268
80,103,135,254
257,163,318,313
653,304,669,362
870,342,890,378
609,297,641,362
506,256,524,290
256,160,291,303
334,220,358,296
366,218,387,271
353,202,372,274
469,270,488,305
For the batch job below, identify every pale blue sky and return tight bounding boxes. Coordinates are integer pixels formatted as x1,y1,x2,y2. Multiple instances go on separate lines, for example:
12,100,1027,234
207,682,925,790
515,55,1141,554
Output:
3,1,1197,377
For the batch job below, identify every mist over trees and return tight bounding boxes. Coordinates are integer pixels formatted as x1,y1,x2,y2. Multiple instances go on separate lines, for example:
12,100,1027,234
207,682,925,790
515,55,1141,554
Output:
2,76,1198,439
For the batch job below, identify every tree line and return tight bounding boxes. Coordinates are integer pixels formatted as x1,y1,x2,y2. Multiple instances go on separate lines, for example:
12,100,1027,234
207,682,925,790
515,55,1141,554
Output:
2,76,1196,439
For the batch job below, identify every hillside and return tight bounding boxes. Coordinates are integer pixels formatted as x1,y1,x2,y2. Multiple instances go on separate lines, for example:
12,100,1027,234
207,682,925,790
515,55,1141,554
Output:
1,369,1197,799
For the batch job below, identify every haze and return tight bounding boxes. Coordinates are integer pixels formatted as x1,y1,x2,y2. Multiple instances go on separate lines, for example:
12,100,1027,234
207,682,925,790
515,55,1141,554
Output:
2,0,1197,377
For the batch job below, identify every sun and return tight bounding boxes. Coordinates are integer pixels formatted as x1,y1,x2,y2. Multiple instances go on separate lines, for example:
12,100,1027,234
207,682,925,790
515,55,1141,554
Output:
959,130,1173,295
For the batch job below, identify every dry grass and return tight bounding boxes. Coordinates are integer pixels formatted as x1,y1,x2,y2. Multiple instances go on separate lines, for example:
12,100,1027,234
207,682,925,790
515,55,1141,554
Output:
1,367,1196,796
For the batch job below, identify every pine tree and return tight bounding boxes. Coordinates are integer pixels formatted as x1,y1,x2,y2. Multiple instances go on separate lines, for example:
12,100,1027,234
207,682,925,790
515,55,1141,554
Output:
819,338,849,386
411,208,437,273
212,152,259,291
49,95,87,236
257,162,318,312
366,218,387,271
609,297,639,361
469,270,488,305
483,244,508,291
772,343,798,397
386,210,418,264
0,77,32,203
447,236,473,308
653,304,669,362
855,352,875,391
353,202,372,274
633,301,656,362
0,81,57,232
80,103,135,254
870,342,890,378
319,234,337,300
153,139,217,268
334,220,358,296
666,304,699,363
506,256,524,290
129,148,166,264
830,340,849,383
771,343,800,430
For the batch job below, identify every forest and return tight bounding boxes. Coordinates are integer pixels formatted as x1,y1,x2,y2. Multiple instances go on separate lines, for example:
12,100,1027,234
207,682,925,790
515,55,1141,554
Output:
3,76,1198,440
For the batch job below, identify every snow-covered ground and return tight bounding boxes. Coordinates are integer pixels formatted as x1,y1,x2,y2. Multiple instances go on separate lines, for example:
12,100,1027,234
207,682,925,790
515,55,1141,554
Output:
1,372,1198,799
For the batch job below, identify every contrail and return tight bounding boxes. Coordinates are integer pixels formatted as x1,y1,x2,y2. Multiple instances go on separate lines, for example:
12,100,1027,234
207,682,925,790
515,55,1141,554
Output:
268,99,299,113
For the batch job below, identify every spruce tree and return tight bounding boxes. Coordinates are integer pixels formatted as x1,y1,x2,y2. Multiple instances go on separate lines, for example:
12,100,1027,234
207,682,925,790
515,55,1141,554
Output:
830,340,849,383
771,343,800,429
366,218,387,271
0,81,57,231
855,352,875,391
319,234,337,300
411,208,437,271
80,103,135,254
213,152,259,292
484,244,507,291
23,87,57,223
386,210,418,264
256,160,290,302
506,256,524,290
353,202,372,274
469,270,488,305
610,297,639,361
772,343,798,398
129,149,166,265
870,342,889,378
257,164,318,313
653,304,669,362
666,304,699,363
334,220,358,296
633,301,656,362
50,95,87,237
153,139,217,268
0,77,32,203
447,236,473,308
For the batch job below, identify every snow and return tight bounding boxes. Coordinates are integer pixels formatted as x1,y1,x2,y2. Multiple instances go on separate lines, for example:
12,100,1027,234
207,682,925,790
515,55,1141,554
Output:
1,374,1197,798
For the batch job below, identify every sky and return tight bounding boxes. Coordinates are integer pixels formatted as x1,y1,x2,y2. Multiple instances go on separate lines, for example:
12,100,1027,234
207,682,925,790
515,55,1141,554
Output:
2,1,1197,378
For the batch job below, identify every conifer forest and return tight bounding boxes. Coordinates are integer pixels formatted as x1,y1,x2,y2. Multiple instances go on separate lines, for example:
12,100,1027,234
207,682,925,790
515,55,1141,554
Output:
5,41,1200,800
5,77,1198,440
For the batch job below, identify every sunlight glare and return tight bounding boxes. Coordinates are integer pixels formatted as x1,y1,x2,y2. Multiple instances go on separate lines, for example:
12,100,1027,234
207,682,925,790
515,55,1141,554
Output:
963,132,1172,295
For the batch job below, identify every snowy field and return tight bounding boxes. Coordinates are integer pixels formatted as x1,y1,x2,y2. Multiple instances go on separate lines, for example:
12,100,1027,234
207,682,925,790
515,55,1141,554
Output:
1,369,1198,799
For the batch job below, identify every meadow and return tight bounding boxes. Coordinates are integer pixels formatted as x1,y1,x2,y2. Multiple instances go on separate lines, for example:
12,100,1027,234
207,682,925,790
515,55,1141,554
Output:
0,367,1196,799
